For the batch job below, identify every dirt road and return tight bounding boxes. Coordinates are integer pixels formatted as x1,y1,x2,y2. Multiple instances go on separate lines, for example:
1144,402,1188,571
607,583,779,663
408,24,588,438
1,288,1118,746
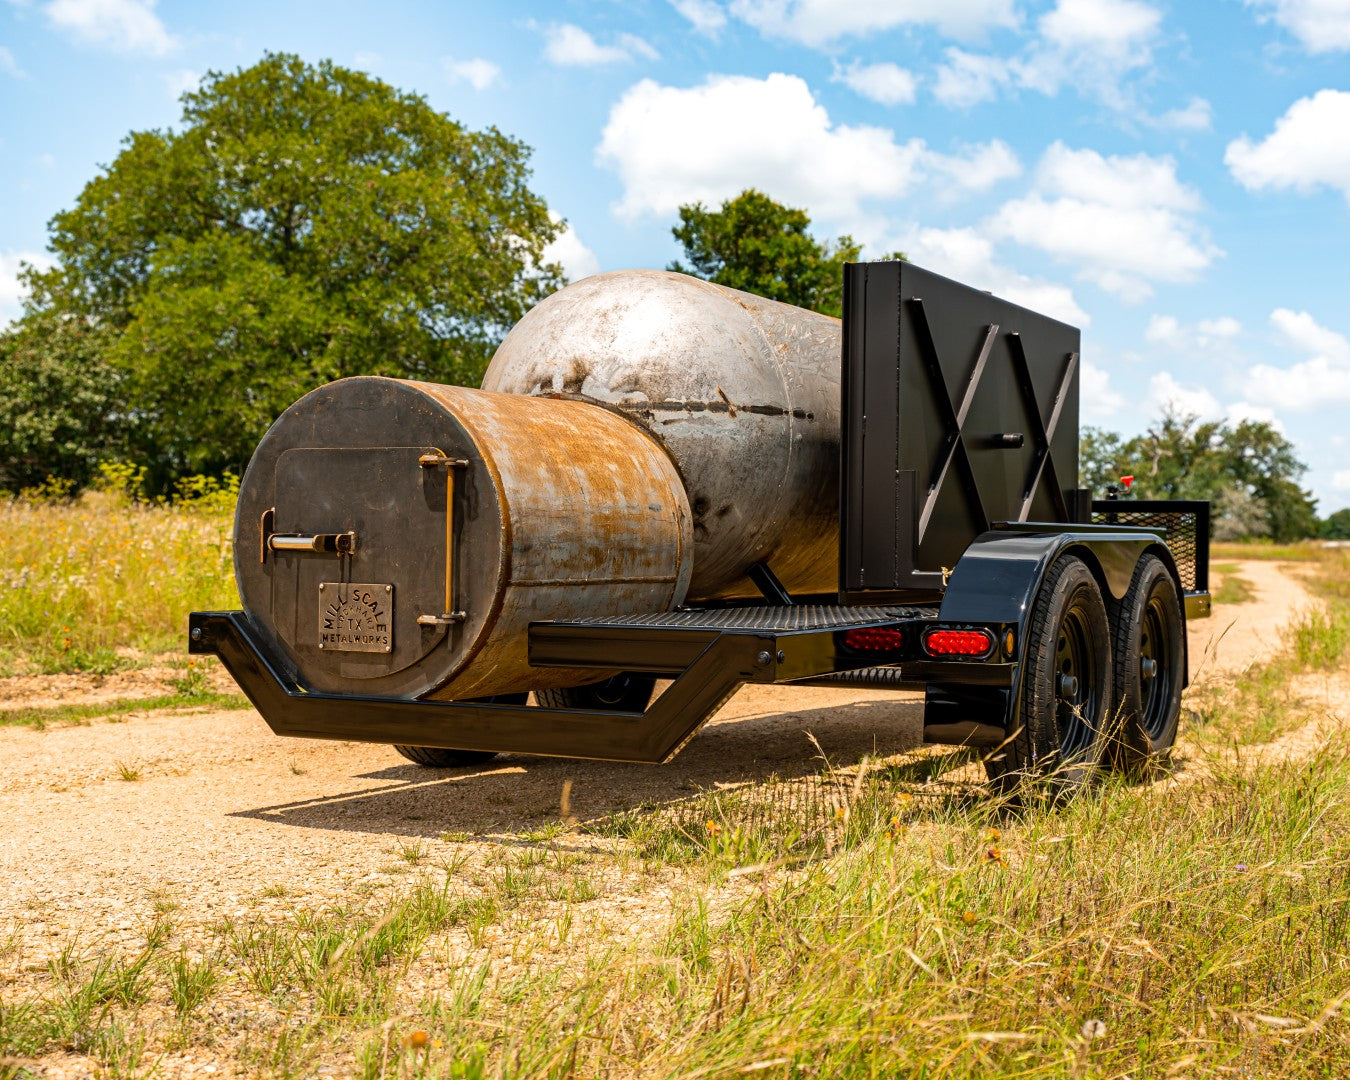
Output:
0,559,1324,950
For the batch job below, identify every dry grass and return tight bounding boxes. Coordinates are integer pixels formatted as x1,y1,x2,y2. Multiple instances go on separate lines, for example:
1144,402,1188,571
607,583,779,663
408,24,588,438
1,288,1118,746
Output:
0,474,237,676
3,519,1350,1076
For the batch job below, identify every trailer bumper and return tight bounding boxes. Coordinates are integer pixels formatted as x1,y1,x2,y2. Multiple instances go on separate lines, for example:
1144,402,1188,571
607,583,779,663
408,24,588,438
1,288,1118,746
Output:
190,604,973,764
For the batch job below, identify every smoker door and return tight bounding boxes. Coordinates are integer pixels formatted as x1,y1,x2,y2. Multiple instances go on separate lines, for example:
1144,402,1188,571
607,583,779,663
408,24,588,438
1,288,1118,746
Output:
268,446,453,680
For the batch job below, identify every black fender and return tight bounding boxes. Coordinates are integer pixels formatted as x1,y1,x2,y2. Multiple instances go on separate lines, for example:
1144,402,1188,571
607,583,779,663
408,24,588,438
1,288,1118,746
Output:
922,527,1187,744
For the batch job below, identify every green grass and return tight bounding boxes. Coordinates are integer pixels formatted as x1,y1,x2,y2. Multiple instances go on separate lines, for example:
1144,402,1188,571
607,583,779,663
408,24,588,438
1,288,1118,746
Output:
1212,561,1256,605
0,690,250,730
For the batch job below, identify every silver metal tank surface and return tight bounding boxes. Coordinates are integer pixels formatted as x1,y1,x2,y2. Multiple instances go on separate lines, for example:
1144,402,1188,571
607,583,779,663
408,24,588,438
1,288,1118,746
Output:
234,377,693,701
482,270,842,600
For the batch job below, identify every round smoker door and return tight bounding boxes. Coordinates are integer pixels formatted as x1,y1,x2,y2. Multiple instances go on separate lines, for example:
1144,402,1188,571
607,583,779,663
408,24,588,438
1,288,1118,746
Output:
268,445,468,682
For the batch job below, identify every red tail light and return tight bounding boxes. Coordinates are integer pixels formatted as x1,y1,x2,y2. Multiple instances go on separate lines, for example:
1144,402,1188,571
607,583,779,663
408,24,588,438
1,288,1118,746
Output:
924,628,994,658
843,627,906,652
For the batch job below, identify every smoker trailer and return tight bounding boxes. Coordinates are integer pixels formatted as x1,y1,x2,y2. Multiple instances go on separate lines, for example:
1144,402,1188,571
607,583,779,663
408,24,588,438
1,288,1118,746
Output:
189,261,1211,788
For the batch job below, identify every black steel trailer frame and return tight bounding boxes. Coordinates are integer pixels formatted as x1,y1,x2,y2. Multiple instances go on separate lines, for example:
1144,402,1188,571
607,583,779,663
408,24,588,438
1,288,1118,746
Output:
191,260,1212,776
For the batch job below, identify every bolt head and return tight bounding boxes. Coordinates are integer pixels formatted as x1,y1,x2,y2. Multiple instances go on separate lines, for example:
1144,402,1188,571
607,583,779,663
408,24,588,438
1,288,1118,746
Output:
755,650,773,666
190,627,203,642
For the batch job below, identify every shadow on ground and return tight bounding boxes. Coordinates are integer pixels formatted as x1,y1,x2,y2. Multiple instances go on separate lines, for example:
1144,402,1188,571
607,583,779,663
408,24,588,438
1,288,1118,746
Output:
231,696,932,839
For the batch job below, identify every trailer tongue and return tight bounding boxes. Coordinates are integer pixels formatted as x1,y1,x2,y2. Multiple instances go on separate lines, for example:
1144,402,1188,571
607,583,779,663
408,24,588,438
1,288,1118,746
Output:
192,261,1209,791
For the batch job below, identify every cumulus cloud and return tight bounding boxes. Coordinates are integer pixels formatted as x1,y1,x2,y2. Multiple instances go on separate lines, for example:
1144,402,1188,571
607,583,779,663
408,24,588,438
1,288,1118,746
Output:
990,142,1220,301
670,0,727,34
445,57,501,90
897,225,1089,327
1245,0,1350,52
932,0,1162,110
833,60,918,106
1153,96,1213,131
542,214,601,282
43,0,175,55
1144,314,1242,351
727,0,1018,45
1226,90,1350,202
1242,308,1350,410
0,45,24,77
1148,371,1222,420
0,250,54,328
543,24,658,66
162,67,198,100
932,48,1013,107
1081,361,1126,424
598,73,1020,223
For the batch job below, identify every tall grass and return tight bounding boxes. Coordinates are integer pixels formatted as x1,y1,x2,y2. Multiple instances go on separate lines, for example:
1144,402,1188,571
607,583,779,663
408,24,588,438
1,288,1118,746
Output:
0,466,237,674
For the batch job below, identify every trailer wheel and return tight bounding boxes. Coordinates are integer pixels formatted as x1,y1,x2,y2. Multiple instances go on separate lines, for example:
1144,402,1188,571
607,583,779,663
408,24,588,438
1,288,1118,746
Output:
392,692,528,768
986,556,1113,794
535,672,656,712
1110,555,1184,776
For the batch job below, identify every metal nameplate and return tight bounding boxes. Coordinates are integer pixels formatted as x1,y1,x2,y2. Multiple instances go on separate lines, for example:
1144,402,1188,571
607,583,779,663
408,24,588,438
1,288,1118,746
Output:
318,583,393,653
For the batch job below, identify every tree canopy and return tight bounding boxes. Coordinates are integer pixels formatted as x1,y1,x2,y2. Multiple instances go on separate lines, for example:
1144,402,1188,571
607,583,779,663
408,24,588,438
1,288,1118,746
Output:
1081,411,1319,542
668,189,900,318
8,52,562,489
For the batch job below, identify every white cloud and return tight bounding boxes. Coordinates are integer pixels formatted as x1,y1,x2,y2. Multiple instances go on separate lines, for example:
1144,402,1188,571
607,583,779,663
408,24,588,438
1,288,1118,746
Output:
1082,361,1126,423
43,0,174,55
670,0,727,34
727,0,1018,45
897,225,1089,327
932,0,1162,110
598,73,1020,223
833,60,918,106
0,250,54,327
1154,96,1213,131
1144,313,1242,351
1242,308,1350,410
932,48,1013,107
1333,469,1350,492
1226,90,1350,202
543,24,658,66
990,142,1219,301
0,45,24,77
1245,0,1350,53
162,67,198,100
445,57,501,91
542,214,601,281
1148,371,1222,420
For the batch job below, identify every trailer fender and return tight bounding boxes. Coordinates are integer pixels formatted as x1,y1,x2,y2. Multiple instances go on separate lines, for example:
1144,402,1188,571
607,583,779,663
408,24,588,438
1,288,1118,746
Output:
922,529,1184,745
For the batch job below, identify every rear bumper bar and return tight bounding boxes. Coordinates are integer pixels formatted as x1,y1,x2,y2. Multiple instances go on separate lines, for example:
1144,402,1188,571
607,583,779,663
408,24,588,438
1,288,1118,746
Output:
189,607,1013,763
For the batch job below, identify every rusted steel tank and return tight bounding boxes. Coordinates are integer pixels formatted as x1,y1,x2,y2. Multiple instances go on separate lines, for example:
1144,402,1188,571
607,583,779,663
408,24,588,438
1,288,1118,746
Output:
483,270,842,600
233,377,692,700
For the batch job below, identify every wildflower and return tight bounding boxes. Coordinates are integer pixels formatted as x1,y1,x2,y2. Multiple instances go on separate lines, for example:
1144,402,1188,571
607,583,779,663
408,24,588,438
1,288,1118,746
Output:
834,806,848,821
1235,864,1248,872
897,792,913,804
705,821,722,836
1080,1018,1106,1041
961,910,977,926
987,828,1001,842
986,847,1005,866
406,1030,429,1050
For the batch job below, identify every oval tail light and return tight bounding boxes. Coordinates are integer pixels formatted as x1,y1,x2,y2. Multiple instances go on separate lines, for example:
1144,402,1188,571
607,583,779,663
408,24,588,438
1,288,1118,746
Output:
843,627,907,653
923,628,995,658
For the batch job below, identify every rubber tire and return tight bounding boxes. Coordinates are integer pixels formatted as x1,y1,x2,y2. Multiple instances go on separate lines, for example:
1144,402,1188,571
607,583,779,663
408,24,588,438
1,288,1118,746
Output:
1109,555,1184,777
392,692,528,768
535,672,656,712
985,556,1113,796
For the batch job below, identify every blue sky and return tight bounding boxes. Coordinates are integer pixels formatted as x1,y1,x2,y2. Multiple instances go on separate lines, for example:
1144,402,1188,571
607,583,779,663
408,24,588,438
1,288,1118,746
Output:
2,0,1349,511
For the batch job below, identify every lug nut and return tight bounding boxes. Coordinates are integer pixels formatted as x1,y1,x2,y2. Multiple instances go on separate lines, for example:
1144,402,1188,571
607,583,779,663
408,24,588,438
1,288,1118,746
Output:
1141,657,1158,681
1057,674,1079,698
